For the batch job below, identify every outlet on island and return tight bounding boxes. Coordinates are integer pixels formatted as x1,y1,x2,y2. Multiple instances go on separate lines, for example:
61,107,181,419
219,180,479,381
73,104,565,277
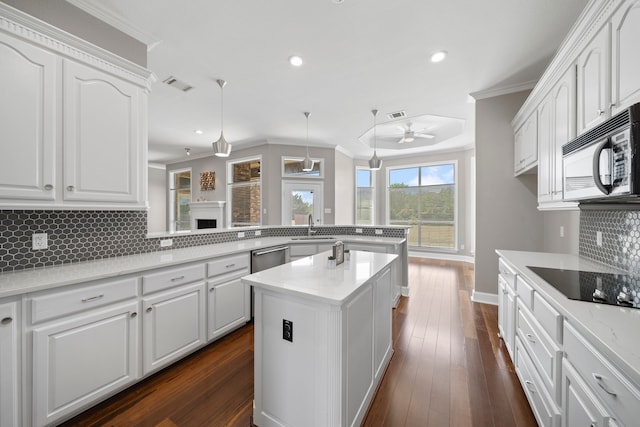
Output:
283,319,293,342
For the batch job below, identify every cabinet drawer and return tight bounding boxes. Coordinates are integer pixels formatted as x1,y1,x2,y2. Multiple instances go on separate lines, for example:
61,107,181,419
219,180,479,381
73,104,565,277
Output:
517,275,534,310
515,337,561,427
29,277,138,324
517,303,562,404
207,253,249,277
533,293,562,344
499,258,516,288
142,264,205,295
564,322,640,427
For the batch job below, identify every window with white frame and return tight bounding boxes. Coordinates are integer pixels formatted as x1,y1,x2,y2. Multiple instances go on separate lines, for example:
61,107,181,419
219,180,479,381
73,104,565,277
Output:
356,167,375,225
227,156,261,227
281,157,323,178
387,162,456,249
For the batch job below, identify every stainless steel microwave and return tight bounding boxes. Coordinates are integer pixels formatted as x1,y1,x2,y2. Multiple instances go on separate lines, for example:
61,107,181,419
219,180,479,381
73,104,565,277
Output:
562,103,640,202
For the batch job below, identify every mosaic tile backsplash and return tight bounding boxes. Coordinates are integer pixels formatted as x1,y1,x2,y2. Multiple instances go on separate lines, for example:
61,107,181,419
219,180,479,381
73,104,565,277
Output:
0,210,406,273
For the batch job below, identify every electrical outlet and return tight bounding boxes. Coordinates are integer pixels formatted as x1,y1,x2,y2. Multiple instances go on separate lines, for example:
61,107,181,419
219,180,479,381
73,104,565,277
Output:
355,228,363,234
596,231,602,246
32,233,48,250
283,319,293,342
238,231,245,238
255,230,261,236
160,238,173,247
560,226,565,238
375,229,383,235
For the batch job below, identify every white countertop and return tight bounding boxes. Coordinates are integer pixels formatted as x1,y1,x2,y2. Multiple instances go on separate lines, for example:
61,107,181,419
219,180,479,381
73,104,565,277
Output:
496,249,640,387
0,235,404,298
243,250,398,305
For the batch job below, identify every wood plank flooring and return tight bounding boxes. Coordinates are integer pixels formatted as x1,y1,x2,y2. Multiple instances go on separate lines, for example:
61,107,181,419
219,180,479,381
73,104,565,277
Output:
61,258,536,427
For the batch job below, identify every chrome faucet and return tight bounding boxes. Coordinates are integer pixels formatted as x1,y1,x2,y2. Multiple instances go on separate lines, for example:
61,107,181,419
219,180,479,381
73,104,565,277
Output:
308,213,314,237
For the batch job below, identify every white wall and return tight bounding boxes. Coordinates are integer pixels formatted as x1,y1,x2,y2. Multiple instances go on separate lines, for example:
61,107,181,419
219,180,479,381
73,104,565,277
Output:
542,210,580,254
474,90,544,296
147,165,167,233
334,150,354,224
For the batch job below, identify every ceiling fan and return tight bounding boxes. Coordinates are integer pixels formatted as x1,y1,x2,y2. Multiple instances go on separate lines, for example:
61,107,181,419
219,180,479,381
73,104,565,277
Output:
378,122,435,144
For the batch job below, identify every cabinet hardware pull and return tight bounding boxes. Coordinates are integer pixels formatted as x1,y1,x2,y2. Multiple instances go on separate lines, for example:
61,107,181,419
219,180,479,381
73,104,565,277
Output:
1,317,12,325
524,380,535,392
146,307,153,313
592,373,617,396
210,287,215,292
82,294,104,303
225,263,236,268
44,184,53,190
609,102,616,110
171,275,185,282
597,109,605,116
525,333,536,343
66,185,75,191
131,312,137,318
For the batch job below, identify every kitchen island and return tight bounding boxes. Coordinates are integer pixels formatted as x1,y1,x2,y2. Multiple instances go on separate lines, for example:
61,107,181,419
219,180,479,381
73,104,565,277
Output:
242,250,398,427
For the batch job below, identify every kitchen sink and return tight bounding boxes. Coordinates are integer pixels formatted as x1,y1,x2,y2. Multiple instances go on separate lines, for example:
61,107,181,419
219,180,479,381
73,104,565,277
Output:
290,236,336,240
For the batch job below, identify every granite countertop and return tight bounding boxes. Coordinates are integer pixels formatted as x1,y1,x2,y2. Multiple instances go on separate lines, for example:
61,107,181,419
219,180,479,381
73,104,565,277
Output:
0,235,405,298
243,250,398,305
496,249,640,387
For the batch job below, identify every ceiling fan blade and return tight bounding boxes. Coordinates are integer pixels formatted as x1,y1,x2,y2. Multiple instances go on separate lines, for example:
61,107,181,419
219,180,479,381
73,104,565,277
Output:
414,133,435,139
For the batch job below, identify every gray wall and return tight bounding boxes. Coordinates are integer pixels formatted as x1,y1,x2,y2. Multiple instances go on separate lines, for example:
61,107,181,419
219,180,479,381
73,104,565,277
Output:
4,0,147,66
542,210,580,254
475,91,544,296
147,165,167,234
334,150,354,224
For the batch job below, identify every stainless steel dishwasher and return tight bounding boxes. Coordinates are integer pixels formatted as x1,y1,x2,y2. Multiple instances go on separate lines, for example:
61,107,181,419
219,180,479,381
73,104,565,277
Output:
250,245,290,317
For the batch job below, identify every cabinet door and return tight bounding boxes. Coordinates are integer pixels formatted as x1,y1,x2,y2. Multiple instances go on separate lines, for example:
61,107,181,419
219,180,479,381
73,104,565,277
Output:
32,301,139,426
577,23,611,134
553,66,576,201
515,113,537,174
497,276,507,343
63,59,142,204
0,301,19,427
142,282,206,375
373,267,392,382
537,95,553,202
207,277,250,341
562,360,611,427
0,33,56,202
611,0,640,114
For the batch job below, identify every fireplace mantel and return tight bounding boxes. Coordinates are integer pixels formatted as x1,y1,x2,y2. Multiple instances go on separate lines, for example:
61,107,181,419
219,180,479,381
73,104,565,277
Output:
189,201,225,230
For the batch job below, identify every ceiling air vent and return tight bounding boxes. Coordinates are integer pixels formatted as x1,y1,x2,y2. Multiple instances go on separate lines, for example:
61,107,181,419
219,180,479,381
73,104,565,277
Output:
163,76,193,92
387,110,406,120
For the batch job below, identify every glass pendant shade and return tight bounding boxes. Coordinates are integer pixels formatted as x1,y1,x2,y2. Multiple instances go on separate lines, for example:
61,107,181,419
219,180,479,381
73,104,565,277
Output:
213,79,232,157
301,111,314,172
369,108,382,170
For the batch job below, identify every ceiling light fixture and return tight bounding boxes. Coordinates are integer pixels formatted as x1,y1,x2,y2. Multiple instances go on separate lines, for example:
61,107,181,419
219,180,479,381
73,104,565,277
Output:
301,112,314,172
194,129,203,135
212,79,232,157
430,51,447,63
289,55,303,67
185,147,191,156
368,109,382,170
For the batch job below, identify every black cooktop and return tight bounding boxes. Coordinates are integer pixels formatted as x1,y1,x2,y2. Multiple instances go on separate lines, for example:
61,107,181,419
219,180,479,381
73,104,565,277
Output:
527,266,640,309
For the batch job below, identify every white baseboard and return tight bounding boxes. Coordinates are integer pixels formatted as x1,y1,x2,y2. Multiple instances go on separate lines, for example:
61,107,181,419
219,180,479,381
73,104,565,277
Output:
400,286,410,297
408,251,474,264
471,290,498,306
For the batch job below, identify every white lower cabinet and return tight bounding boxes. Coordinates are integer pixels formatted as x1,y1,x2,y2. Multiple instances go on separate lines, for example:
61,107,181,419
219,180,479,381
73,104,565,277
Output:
31,300,139,426
562,359,613,427
208,277,250,341
0,299,20,427
142,281,206,375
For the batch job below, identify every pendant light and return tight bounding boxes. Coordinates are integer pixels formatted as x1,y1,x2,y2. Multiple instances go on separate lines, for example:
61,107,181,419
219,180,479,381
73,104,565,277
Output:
368,109,382,170
301,111,314,172
212,79,232,157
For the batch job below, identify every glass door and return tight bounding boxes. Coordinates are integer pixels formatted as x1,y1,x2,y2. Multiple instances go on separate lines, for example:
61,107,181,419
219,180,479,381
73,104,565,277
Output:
282,181,323,226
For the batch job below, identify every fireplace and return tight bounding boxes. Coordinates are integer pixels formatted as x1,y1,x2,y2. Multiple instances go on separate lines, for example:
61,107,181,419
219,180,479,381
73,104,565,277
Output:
189,201,225,230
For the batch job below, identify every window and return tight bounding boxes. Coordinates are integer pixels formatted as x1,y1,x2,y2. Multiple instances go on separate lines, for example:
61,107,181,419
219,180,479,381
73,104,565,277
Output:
168,168,191,232
281,157,323,178
227,156,261,227
387,162,456,249
356,168,375,225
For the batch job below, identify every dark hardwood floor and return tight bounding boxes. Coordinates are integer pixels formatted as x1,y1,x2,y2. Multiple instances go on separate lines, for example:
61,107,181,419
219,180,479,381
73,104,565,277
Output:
61,258,536,427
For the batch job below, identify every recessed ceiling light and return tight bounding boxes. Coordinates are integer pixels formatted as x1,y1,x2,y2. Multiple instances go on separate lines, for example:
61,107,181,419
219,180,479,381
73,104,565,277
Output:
332,0,345,3
289,55,303,67
185,148,191,156
194,129,203,135
430,51,447,63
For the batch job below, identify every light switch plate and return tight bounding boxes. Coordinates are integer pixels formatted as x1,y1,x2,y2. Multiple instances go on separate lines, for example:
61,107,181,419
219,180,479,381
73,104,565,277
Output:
255,230,261,236
160,239,173,247
355,228,363,234
32,233,48,250
238,232,245,238
375,229,383,235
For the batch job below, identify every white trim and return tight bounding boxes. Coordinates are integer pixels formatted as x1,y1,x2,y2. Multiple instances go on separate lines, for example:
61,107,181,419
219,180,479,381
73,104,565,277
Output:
167,167,192,233
0,2,155,90
469,80,538,101
401,287,410,297
408,251,474,264
471,290,498,306
281,156,324,178
148,163,166,170
66,0,163,51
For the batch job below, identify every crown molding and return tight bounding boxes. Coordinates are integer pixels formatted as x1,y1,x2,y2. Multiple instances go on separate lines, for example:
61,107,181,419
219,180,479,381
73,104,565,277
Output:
0,2,156,90
470,80,538,101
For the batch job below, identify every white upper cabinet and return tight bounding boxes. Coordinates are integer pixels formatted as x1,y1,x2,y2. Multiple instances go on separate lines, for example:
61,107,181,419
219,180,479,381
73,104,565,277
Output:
63,60,142,204
611,0,640,114
0,33,57,202
537,94,553,202
0,4,152,209
577,23,611,134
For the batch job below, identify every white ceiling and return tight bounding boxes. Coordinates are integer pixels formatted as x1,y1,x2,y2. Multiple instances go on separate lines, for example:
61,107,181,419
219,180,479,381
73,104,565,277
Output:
70,0,590,163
